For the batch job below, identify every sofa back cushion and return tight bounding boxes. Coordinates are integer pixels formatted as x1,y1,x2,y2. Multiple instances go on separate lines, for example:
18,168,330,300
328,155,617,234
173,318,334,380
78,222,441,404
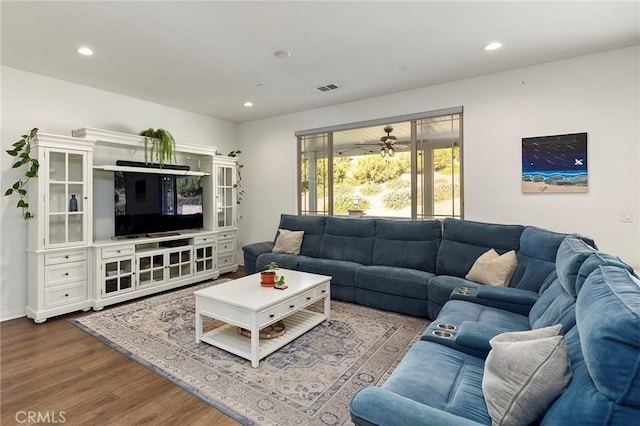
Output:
509,226,569,291
277,214,326,258
555,236,598,296
575,251,637,294
372,219,441,272
436,219,524,278
541,266,640,424
319,217,376,265
577,266,640,405
528,278,576,331
528,236,597,330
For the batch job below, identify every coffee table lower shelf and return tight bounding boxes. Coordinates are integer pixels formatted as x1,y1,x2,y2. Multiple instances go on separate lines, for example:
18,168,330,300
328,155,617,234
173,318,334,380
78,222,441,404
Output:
200,309,327,365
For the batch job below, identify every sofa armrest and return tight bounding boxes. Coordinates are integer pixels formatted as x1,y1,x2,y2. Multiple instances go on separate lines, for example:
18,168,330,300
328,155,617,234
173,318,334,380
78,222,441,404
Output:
454,321,514,356
350,387,484,426
450,285,539,316
242,241,274,275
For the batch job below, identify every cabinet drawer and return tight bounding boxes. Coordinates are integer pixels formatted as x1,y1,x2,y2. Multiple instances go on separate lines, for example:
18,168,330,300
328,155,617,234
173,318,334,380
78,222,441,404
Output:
218,231,237,240
45,250,87,265
218,239,235,254
218,253,235,268
45,261,87,287
314,283,329,299
298,290,315,307
194,234,216,245
280,297,299,315
260,306,281,326
45,283,87,308
102,246,135,259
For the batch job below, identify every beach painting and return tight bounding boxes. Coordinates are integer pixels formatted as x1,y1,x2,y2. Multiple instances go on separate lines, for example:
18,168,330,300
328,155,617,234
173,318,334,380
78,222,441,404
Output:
522,132,588,193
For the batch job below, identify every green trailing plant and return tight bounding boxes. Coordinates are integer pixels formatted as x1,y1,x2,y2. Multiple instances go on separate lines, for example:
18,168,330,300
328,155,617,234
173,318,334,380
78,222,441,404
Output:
227,150,244,205
5,128,39,220
139,128,176,168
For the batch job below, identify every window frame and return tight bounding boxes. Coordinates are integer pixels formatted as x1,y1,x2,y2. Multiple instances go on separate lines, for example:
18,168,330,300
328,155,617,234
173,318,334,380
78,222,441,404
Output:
297,107,463,219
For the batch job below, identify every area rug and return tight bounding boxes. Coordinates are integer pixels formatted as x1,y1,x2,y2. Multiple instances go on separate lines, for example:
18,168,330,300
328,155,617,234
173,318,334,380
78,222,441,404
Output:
71,279,428,425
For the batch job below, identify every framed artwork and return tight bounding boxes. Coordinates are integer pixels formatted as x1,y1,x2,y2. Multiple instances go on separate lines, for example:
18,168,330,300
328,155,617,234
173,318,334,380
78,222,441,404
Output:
522,132,588,193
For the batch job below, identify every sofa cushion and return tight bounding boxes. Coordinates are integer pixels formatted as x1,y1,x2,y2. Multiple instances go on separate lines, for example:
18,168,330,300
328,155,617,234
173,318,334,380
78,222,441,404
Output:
528,278,577,331
355,266,432,299
436,218,524,278
555,236,597,296
382,340,491,424
372,219,441,272
465,249,517,287
510,226,569,291
576,266,640,405
272,228,304,254
575,251,637,294
319,217,376,265
355,266,434,317
277,214,326,258
541,267,640,424
297,256,360,302
483,325,572,426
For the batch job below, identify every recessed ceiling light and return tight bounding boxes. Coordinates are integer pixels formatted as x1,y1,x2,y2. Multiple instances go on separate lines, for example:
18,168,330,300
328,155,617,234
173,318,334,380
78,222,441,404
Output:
243,102,254,107
77,46,94,56
483,42,503,51
274,50,291,60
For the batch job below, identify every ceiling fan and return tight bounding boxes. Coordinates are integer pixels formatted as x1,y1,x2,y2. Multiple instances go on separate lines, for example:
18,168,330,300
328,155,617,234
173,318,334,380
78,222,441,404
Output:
379,125,405,157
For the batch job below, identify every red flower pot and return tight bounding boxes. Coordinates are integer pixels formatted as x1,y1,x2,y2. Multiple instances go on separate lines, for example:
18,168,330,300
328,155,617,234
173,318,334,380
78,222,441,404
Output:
260,271,276,287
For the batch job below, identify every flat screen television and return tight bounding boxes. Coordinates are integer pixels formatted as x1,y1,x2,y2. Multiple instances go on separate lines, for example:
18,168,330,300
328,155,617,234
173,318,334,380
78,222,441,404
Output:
114,171,203,237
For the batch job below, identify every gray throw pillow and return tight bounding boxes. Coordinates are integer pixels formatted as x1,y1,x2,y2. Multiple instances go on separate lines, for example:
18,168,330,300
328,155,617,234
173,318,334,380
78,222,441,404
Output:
482,325,572,426
272,229,304,255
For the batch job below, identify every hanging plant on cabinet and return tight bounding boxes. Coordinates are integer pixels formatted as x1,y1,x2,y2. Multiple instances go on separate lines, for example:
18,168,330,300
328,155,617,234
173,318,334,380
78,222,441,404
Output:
139,128,176,168
227,150,244,205
4,128,39,220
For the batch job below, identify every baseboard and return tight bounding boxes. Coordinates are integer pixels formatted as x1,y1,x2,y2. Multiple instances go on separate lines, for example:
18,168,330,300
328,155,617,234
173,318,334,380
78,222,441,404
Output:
1,309,26,322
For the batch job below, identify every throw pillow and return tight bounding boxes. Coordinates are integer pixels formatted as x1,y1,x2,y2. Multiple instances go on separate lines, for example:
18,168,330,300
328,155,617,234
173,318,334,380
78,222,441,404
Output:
482,325,572,426
272,229,304,255
466,249,517,286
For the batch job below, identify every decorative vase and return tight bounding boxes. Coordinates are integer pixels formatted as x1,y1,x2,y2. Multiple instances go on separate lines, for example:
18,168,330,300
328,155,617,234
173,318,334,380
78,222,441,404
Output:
260,271,276,287
69,194,78,212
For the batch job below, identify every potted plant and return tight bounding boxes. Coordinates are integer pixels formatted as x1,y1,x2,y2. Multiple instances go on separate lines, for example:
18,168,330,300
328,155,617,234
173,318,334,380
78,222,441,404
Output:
260,261,278,287
139,128,176,168
4,128,39,220
274,274,287,290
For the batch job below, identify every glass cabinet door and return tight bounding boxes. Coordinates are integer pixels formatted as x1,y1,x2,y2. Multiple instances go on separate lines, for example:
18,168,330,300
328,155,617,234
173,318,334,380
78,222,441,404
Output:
104,258,134,296
195,243,215,274
46,149,88,247
137,252,166,287
216,165,235,228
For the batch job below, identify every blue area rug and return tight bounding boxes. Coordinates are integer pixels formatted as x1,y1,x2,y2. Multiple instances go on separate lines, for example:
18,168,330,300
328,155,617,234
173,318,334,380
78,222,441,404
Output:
71,279,428,425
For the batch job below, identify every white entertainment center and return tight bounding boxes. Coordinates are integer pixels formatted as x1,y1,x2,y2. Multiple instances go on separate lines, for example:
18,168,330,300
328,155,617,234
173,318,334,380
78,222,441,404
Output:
26,128,239,323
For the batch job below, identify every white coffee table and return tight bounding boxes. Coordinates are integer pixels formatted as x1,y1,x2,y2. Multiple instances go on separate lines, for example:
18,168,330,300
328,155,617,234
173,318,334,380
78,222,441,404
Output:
194,269,331,367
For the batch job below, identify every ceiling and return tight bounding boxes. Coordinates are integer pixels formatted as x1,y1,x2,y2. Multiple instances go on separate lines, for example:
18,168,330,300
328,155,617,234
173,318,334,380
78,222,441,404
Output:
2,1,638,123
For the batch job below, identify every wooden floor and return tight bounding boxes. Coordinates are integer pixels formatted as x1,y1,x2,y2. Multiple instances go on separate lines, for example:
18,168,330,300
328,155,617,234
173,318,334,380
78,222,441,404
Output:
1,269,245,426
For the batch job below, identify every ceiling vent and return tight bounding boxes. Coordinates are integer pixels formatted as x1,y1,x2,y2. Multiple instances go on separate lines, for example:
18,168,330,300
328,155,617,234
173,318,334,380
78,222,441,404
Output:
316,83,340,92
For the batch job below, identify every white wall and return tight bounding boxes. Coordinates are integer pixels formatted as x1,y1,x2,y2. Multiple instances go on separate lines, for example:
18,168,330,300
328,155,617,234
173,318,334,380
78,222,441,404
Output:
1,66,237,320
3,46,639,320
238,47,640,271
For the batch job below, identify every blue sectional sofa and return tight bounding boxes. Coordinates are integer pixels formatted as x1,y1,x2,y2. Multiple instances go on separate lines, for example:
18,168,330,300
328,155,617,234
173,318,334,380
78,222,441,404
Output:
350,263,640,425
242,215,588,319
244,214,640,424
